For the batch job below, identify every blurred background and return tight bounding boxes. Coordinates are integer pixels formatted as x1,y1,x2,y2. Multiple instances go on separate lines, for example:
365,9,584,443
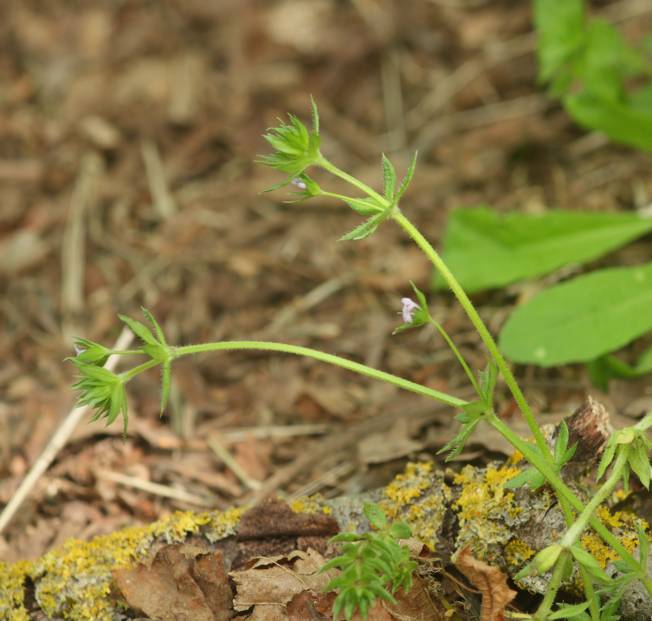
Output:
1,0,651,563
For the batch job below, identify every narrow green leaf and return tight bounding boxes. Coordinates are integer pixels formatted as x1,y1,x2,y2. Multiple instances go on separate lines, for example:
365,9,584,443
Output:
569,545,610,582
597,439,617,481
438,206,652,293
364,503,387,529
339,212,386,241
479,361,498,407
504,467,546,490
627,444,651,489
381,154,396,201
499,262,652,366
555,421,569,464
118,314,158,346
344,196,383,216
310,95,319,134
141,307,167,345
395,152,418,202
548,601,590,620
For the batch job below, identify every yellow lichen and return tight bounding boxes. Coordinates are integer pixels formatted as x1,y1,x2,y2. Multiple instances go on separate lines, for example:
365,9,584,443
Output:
452,464,522,559
380,461,447,551
290,496,332,515
4,506,246,621
0,560,32,621
504,539,535,568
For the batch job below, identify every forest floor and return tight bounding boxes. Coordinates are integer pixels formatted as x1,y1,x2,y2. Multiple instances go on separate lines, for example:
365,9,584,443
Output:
1,1,652,619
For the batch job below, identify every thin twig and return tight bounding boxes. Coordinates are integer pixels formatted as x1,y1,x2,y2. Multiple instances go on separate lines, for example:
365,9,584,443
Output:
95,468,215,507
0,328,133,535
207,433,262,492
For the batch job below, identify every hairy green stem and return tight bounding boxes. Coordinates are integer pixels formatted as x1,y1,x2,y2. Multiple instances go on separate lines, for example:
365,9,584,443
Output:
532,553,571,621
120,358,160,382
561,451,629,549
428,318,482,398
391,211,549,457
318,156,390,208
173,341,467,408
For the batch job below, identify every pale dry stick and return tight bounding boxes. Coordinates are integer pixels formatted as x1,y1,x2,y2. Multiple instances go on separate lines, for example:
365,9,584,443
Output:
207,433,262,492
0,327,133,535
289,462,355,500
141,140,177,219
94,468,215,508
219,423,330,443
381,47,407,152
61,152,103,332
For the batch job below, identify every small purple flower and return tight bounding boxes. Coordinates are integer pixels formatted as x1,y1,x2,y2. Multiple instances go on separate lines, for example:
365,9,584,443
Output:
291,178,307,190
401,297,420,323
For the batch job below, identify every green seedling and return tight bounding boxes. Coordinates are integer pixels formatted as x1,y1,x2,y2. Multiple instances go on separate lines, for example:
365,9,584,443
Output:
320,503,416,620
535,0,652,151
71,101,652,620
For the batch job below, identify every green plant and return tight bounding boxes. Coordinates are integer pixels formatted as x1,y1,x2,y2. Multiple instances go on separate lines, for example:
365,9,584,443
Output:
437,206,652,387
320,503,416,620
71,101,652,620
535,0,652,150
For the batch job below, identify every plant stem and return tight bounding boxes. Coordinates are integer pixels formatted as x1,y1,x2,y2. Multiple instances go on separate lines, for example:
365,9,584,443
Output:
561,451,628,549
317,156,390,208
532,552,571,621
429,319,482,398
173,341,467,408
391,210,550,459
120,358,160,382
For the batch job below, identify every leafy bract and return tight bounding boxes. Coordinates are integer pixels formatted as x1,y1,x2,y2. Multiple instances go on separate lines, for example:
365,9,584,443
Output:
438,206,652,293
499,262,652,366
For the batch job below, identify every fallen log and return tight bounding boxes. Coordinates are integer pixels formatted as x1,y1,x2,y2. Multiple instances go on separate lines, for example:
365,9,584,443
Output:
1,398,650,620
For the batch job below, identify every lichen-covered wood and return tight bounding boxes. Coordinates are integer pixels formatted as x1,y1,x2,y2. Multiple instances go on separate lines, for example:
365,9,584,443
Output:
2,399,651,620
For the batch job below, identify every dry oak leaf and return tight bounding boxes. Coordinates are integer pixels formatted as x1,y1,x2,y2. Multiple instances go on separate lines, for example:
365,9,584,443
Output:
454,546,516,621
113,543,233,621
230,549,333,612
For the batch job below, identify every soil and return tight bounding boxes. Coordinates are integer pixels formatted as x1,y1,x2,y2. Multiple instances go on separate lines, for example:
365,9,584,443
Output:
1,0,652,619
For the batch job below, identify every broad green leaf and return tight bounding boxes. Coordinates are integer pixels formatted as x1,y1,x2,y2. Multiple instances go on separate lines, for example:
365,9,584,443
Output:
564,92,652,151
534,0,585,85
576,20,631,102
499,262,652,366
438,206,652,293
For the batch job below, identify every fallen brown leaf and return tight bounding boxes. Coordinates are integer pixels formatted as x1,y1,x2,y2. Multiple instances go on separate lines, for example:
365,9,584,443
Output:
454,547,516,621
231,549,332,613
113,543,233,621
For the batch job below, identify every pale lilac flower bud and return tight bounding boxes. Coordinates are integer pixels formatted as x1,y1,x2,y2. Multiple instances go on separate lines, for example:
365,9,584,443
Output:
291,178,307,190
401,297,420,323
74,343,86,356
